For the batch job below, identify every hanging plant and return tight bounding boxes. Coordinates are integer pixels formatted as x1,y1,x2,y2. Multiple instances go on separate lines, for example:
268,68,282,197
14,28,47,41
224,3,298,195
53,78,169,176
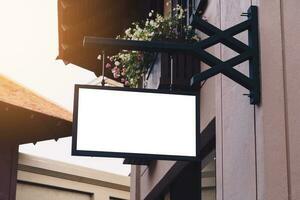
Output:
106,5,200,87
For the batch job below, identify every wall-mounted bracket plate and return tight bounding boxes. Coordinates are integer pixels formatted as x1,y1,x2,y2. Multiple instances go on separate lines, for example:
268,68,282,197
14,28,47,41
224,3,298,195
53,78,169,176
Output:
190,6,260,104
83,6,260,105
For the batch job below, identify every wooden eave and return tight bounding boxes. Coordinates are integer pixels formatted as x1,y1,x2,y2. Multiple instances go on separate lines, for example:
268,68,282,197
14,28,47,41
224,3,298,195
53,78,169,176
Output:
57,0,164,76
0,75,72,145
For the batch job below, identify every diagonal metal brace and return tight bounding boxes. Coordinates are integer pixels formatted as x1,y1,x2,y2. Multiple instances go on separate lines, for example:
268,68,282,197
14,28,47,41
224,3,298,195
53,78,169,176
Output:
190,6,260,104
83,6,260,105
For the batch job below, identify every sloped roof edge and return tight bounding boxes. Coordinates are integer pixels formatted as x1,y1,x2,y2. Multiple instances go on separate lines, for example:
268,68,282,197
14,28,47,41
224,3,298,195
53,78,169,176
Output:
0,75,72,122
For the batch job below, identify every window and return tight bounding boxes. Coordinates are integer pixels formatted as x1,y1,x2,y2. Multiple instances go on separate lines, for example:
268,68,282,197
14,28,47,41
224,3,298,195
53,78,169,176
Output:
201,151,216,200
109,197,126,200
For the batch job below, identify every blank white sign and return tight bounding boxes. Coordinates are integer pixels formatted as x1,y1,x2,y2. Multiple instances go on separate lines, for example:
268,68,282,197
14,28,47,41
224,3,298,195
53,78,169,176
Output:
74,87,197,158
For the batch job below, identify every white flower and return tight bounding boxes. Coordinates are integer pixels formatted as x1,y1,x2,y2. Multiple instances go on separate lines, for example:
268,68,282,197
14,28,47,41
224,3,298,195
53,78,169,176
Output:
115,61,120,66
149,32,154,37
156,14,164,23
125,28,131,36
150,20,155,26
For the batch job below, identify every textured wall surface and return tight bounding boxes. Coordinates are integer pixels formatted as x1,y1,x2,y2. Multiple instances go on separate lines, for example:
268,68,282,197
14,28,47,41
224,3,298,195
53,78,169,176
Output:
214,1,257,200
280,0,300,200
131,0,300,200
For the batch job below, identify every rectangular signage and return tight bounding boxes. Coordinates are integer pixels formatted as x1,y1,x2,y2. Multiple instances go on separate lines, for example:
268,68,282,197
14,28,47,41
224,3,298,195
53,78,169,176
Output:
72,85,200,161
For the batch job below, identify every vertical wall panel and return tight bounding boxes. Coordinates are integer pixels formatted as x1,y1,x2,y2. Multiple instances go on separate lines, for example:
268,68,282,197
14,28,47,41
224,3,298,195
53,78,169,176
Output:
199,1,223,200
281,0,300,199
218,1,257,200
255,0,290,200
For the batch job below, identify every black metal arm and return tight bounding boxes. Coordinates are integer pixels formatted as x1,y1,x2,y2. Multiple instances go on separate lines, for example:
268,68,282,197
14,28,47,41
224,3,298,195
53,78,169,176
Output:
83,6,260,105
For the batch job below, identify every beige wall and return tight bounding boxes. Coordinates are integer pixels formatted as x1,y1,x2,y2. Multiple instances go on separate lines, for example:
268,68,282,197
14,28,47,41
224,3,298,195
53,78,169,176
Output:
16,153,130,200
213,1,257,200
17,182,92,200
254,1,289,200
278,1,300,200
131,0,300,200
214,0,300,200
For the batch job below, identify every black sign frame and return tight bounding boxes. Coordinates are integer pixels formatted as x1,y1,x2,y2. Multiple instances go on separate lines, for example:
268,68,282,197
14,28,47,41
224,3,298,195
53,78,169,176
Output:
72,85,200,161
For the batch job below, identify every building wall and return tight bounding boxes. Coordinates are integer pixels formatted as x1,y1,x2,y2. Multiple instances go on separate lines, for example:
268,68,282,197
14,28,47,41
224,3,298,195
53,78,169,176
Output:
17,182,91,200
131,0,300,200
16,153,130,200
214,1,257,200
277,1,300,200
202,0,300,200
0,145,18,200
216,0,300,200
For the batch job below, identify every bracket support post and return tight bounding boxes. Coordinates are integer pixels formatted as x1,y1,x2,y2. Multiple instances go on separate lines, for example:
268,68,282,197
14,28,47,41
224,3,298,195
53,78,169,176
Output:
248,6,260,105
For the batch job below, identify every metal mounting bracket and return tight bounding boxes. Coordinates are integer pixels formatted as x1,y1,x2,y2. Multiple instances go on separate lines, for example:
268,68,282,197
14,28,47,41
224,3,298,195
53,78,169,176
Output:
83,6,260,105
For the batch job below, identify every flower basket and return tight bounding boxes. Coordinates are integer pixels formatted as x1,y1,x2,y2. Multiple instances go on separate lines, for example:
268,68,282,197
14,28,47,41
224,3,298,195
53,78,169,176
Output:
105,5,201,88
